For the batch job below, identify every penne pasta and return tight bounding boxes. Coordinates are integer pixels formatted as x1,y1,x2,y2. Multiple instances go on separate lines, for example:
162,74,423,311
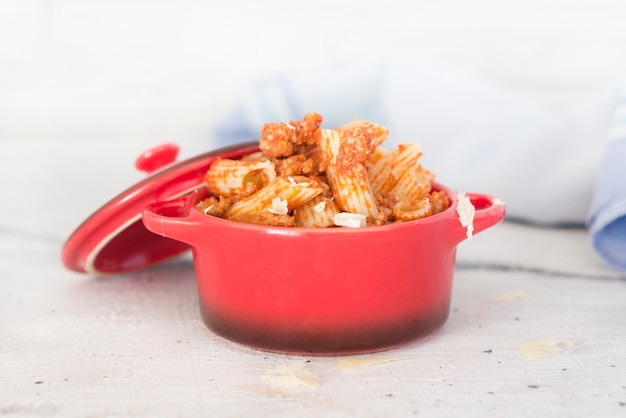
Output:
294,195,341,228
367,146,390,169
225,176,323,224
325,167,379,218
337,120,389,147
317,128,341,166
197,114,450,227
317,128,379,219
240,151,264,161
429,190,450,215
392,199,432,222
205,158,276,197
368,142,427,199
392,165,434,202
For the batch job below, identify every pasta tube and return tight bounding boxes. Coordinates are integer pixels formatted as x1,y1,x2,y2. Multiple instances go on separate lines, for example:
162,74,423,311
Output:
196,114,451,227
225,176,323,224
393,165,434,202
205,158,276,197
294,195,341,228
317,128,379,219
392,199,432,222
367,146,390,169
368,142,430,200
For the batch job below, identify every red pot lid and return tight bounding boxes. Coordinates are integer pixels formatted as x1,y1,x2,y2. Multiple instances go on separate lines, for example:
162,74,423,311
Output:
61,141,259,275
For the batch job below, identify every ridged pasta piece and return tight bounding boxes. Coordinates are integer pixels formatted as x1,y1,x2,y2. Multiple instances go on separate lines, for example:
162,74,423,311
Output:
317,128,379,219
318,129,341,165
294,195,341,228
392,199,432,222
367,146,390,170
240,151,264,161
225,176,323,224
326,168,379,217
337,120,389,146
205,158,276,197
198,114,450,227
429,190,450,215
368,142,425,199
393,165,434,202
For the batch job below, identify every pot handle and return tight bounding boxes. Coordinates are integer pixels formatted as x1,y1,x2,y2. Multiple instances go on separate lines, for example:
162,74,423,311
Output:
142,196,201,245
452,191,506,244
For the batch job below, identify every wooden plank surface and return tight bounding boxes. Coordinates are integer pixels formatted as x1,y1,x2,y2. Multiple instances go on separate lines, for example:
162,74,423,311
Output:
2,227,625,417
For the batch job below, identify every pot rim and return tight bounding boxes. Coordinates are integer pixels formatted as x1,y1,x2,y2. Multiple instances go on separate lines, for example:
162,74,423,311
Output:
143,179,505,246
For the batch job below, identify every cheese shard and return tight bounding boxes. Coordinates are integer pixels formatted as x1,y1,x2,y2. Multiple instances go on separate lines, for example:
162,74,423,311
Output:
521,339,574,359
269,197,289,215
490,290,529,302
456,191,475,239
313,201,326,213
337,357,406,373
333,212,367,228
261,361,320,389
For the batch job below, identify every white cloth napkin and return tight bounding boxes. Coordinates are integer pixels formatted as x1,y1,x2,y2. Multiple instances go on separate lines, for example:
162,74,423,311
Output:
212,57,626,271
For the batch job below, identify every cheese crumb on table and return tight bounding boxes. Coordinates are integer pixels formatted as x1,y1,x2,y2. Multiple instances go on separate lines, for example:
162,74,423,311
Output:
261,361,320,389
521,339,574,359
336,357,406,373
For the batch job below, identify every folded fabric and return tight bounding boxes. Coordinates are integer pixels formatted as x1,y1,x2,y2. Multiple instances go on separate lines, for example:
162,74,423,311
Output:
587,92,626,271
211,57,626,271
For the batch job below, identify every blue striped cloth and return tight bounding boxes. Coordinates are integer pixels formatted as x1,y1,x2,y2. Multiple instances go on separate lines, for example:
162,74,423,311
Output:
587,95,626,270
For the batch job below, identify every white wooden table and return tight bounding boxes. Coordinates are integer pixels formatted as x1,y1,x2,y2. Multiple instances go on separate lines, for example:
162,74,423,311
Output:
2,214,626,417
2,1,626,416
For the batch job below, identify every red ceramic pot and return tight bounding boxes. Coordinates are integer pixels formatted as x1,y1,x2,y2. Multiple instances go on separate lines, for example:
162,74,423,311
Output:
140,146,506,355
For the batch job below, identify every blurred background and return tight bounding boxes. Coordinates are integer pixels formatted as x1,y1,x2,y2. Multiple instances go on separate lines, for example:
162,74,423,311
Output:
2,0,626,241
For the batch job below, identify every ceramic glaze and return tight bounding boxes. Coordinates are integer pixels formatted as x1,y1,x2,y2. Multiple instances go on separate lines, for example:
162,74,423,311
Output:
141,148,505,353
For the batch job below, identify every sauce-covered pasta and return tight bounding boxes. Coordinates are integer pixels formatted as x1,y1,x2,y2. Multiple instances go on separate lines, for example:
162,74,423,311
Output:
197,113,449,227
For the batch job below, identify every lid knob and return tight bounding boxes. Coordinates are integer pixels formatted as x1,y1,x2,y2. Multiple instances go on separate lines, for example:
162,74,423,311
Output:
135,143,180,174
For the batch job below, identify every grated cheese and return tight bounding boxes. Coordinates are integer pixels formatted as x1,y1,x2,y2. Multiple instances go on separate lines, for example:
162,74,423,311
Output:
313,201,326,213
521,339,573,359
288,176,310,187
456,191,475,239
269,197,288,215
490,290,529,302
261,361,319,389
336,357,406,373
333,212,366,228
